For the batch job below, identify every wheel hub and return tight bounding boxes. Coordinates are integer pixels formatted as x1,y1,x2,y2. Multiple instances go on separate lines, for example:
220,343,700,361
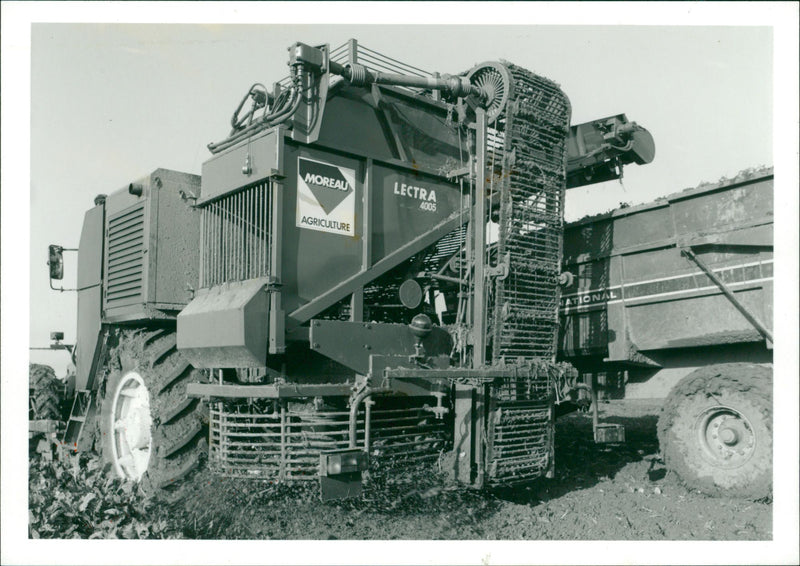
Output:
466,62,512,122
719,426,739,445
696,405,756,469
110,371,153,481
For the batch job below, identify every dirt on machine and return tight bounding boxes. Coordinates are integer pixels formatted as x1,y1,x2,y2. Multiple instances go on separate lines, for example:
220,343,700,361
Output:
32,38,770,505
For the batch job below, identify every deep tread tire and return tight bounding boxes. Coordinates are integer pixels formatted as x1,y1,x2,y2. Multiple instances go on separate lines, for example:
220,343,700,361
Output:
98,328,208,493
29,364,65,421
658,363,772,500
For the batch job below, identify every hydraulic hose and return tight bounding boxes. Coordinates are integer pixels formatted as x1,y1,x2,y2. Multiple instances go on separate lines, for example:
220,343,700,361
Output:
230,83,269,132
210,56,490,154
207,89,301,153
208,70,304,154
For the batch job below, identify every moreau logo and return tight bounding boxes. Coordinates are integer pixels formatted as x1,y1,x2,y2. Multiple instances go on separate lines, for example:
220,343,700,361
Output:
296,157,356,237
298,158,353,214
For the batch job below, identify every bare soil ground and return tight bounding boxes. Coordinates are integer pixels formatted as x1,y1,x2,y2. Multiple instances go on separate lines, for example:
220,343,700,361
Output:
29,399,771,540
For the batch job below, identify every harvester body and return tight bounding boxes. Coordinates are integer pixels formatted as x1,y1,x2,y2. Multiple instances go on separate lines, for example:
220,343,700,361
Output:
53,39,655,495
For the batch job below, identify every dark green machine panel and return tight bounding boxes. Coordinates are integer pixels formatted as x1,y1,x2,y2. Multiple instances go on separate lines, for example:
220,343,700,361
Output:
75,205,104,392
315,84,463,171
102,169,201,322
370,164,461,264
316,87,397,161
189,79,471,356
282,145,365,313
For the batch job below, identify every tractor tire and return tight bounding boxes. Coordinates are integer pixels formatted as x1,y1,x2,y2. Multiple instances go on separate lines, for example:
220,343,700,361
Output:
657,363,772,500
29,363,65,421
98,327,208,494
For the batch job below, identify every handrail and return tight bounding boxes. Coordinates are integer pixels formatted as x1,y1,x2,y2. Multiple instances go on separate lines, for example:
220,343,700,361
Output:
278,39,433,91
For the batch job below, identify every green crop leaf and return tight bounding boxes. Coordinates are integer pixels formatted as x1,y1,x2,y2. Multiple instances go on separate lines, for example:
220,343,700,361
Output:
79,492,96,512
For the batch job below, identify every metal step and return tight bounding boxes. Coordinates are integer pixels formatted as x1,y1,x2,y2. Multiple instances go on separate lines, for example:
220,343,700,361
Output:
594,423,626,443
63,390,96,451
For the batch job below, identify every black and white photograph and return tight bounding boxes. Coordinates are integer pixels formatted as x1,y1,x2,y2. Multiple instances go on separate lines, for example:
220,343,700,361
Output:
2,2,798,565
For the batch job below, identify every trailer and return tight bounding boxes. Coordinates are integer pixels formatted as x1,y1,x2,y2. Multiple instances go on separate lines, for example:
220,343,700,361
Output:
559,167,773,499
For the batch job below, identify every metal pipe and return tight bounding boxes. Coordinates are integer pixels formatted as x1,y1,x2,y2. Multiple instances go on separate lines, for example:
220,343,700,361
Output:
364,398,374,453
279,402,287,481
347,38,358,65
330,61,482,99
474,383,486,488
419,271,466,285
472,107,488,368
681,247,774,343
219,401,229,465
348,387,391,448
245,187,251,279
590,374,599,438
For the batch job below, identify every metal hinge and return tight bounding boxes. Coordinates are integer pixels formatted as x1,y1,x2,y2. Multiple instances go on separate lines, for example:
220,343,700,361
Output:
486,252,510,280
265,277,283,293
268,168,286,180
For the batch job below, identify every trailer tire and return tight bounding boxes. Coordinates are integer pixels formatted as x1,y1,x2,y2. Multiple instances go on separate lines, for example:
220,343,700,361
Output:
658,363,771,500
98,328,208,494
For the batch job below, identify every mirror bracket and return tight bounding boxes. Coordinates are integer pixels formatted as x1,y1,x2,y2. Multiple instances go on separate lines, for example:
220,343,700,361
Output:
48,245,79,292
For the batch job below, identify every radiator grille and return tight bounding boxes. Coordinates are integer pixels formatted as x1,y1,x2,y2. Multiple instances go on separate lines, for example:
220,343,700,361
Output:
491,64,571,363
200,182,272,287
106,203,145,307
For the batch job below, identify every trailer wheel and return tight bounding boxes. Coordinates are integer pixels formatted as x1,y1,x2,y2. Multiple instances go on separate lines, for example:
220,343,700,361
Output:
658,363,771,500
99,328,208,493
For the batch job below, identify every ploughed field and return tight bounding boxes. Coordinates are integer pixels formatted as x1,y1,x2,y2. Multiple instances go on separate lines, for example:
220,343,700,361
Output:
29,400,771,540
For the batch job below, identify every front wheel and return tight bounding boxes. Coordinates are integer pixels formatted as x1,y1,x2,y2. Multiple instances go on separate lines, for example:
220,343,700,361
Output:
99,328,208,493
657,363,772,500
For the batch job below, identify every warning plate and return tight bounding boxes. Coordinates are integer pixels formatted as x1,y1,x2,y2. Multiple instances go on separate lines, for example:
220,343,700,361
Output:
296,157,356,236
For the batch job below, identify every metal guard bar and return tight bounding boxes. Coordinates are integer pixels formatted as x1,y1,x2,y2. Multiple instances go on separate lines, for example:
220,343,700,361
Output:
385,366,550,380
187,382,354,399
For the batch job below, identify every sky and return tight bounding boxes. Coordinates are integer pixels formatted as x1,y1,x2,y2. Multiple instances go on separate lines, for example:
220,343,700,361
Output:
3,3,799,565
23,21,779,373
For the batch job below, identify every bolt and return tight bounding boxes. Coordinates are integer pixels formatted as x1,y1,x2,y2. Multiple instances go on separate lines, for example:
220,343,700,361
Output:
720,428,739,446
